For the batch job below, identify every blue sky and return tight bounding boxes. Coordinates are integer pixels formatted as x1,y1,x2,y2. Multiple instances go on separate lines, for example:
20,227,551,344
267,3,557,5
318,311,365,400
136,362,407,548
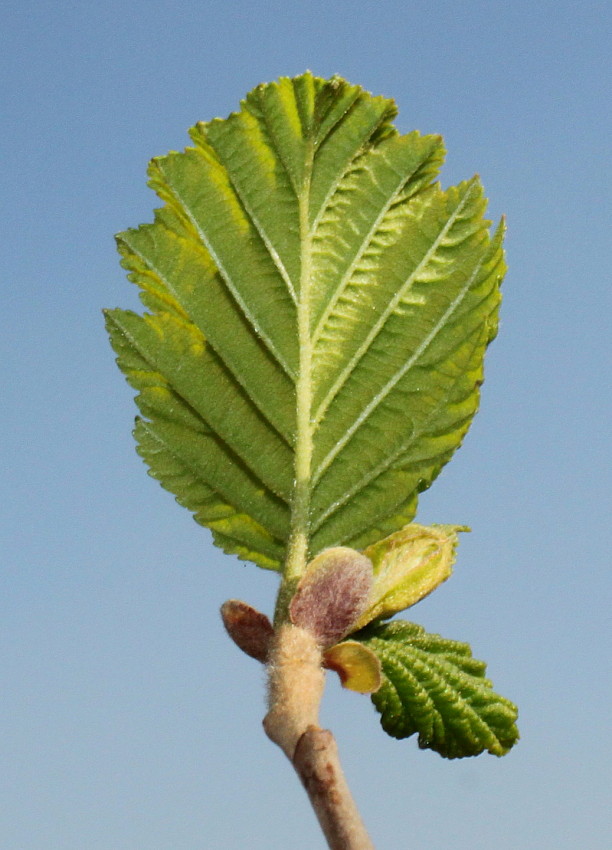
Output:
1,1,610,847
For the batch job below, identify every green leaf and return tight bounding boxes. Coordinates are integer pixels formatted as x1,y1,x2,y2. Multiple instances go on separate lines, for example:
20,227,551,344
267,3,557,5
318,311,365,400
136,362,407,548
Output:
106,72,505,571
354,620,518,758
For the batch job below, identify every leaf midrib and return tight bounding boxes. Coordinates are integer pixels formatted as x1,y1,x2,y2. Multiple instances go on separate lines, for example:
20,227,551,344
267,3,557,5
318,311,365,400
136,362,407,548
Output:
283,136,315,581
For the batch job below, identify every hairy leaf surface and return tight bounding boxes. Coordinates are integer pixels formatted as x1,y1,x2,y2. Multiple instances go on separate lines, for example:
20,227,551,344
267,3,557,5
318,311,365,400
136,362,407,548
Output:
106,72,505,570
354,620,519,758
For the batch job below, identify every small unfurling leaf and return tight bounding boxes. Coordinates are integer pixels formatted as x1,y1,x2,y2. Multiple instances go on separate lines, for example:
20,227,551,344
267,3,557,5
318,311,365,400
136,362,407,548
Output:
353,524,465,629
324,641,382,693
353,620,519,758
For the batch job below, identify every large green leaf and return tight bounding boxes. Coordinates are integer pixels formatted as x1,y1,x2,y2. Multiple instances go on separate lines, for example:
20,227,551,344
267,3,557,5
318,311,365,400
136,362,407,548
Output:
106,72,505,571
354,620,519,758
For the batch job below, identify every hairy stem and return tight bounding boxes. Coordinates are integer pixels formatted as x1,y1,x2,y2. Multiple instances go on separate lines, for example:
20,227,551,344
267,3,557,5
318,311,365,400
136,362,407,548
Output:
264,624,375,850
267,133,374,849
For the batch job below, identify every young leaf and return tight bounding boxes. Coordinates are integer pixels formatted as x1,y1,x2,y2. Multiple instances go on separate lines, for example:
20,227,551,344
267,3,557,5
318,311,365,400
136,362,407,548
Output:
352,523,465,629
323,641,382,694
106,72,505,572
354,620,519,758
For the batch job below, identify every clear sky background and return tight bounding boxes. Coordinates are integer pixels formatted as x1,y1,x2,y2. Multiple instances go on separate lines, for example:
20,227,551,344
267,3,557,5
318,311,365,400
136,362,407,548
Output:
1,1,610,848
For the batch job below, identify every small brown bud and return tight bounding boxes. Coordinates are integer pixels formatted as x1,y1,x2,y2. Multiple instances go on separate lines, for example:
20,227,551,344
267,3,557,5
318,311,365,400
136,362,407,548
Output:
220,599,274,663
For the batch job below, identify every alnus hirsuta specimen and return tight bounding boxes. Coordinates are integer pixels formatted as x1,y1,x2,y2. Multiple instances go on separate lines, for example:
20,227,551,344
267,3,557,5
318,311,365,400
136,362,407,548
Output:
106,72,518,850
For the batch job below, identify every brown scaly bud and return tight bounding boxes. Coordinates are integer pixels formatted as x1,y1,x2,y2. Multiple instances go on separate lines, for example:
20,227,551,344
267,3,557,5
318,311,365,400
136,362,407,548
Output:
289,548,374,649
220,599,274,663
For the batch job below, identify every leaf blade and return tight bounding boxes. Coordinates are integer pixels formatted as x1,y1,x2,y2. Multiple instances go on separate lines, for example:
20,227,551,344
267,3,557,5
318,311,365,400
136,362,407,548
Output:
311,213,505,551
108,72,506,569
116,210,296,443
151,147,299,378
105,308,294,501
135,419,286,569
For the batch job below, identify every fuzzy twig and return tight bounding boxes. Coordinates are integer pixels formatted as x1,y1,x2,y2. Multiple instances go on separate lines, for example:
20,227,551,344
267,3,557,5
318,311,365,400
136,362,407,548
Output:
263,624,374,850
